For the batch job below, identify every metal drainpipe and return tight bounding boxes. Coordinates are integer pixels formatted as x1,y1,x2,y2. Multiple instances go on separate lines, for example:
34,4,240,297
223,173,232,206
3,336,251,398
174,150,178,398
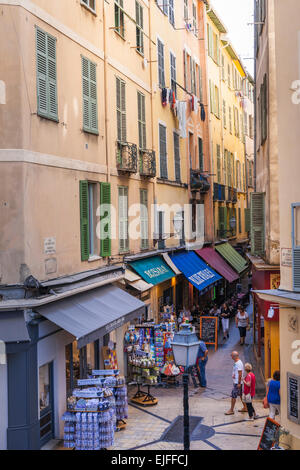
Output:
148,1,157,249
254,0,257,194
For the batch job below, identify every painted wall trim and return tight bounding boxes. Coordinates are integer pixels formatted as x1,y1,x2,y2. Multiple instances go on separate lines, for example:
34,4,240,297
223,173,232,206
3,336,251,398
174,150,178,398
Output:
107,57,151,94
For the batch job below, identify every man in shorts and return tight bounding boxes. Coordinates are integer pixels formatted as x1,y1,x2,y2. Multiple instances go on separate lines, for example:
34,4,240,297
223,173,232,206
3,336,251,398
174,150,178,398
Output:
225,351,247,415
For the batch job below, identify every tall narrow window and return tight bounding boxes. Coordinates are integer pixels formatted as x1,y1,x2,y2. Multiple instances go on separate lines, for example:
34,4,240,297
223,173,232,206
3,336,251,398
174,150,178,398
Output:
170,53,177,98
229,107,232,134
198,66,203,101
169,0,175,26
116,77,126,144
157,39,165,88
81,0,95,12
223,100,226,128
198,137,203,172
140,189,149,250
36,27,58,121
137,92,146,150
217,145,221,183
192,3,197,37
174,132,181,182
159,124,168,179
136,2,144,55
251,193,265,255
82,56,98,134
184,0,188,21
115,0,125,38
119,186,129,253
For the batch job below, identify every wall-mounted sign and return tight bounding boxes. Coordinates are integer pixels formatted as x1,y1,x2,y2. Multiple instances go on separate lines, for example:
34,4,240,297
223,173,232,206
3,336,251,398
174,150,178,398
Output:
281,248,292,267
44,237,56,255
287,372,300,424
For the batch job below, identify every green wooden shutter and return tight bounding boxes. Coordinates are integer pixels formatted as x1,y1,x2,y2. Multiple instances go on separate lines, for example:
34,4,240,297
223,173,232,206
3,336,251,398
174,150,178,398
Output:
238,207,242,233
217,145,221,183
251,192,265,255
82,56,98,134
245,208,251,232
119,186,129,253
219,206,227,237
159,124,167,179
36,27,58,120
100,183,111,257
121,80,126,143
174,132,181,182
140,189,148,250
80,181,89,261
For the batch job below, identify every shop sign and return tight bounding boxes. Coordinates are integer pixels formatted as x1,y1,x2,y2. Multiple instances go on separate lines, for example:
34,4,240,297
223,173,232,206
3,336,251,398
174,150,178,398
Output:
105,316,126,333
189,268,215,286
287,373,300,424
281,248,292,267
44,237,56,255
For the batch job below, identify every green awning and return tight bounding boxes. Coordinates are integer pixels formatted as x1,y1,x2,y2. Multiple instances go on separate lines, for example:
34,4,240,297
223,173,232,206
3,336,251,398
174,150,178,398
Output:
130,256,175,286
215,243,248,274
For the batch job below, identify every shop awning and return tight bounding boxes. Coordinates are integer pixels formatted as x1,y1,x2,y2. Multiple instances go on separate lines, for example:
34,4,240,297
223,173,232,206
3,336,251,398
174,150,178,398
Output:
170,251,222,292
129,256,175,286
215,243,248,274
35,285,146,349
0,311,30,343
196,247,239,283
124,269,153,292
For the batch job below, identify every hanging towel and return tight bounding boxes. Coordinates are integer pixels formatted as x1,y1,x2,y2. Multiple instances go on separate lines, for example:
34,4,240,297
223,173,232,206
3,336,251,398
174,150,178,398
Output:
200,103,206,122
162,88,168,107
171,91,176,111
193,95,199,114
176,101,187,138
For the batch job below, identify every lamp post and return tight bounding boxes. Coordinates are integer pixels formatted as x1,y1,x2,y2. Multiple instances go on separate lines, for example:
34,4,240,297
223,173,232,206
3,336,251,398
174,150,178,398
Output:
171,323,200,450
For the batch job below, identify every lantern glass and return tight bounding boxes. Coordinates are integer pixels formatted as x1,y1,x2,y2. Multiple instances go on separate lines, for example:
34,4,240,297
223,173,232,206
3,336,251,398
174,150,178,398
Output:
171,324,200,368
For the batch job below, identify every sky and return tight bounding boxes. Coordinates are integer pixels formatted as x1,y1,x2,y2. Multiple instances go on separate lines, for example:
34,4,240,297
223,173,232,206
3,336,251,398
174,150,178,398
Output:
211,0,255,76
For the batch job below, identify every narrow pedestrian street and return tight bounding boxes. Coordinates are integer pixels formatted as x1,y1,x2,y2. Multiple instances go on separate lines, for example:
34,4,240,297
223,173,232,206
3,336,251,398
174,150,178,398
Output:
112,304,269,451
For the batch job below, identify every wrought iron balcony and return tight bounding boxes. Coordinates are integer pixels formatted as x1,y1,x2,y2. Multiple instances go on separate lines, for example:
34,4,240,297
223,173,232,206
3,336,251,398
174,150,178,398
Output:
139,149,156,177
190,170,210,193
217,228,236,239
226,186,238,203
116,142,138,174
213,183,226,201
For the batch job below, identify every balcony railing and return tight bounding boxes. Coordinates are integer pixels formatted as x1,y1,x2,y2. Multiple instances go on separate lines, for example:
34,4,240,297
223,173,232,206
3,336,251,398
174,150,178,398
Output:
217,228,237,239
213,183,226,201
226,186,238,203
190,170,210,193
116,142,138,174
139,150,156,177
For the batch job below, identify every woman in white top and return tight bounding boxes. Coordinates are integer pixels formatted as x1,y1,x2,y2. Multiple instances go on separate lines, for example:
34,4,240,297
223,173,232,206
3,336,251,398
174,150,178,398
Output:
235,305,250,346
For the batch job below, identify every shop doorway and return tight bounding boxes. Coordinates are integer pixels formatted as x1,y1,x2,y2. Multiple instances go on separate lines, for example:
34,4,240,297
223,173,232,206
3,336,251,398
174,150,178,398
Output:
163,287,173,306
39,362,54,447
176,282,183,311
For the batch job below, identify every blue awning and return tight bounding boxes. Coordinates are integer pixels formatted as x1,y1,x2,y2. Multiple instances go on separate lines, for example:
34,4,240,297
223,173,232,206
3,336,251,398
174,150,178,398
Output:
170,251,222,292
130,256,175,286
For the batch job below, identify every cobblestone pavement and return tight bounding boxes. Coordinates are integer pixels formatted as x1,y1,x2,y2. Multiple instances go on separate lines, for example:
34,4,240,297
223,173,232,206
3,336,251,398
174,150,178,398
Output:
113,303,274,451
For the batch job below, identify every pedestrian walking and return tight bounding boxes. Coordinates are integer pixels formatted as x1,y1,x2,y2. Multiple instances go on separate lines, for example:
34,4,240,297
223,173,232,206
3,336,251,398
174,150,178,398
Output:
236,305,250,345
196,340,208,388
225,351,248,415
267,370,281,420
220,303,230,340
243,363,259,421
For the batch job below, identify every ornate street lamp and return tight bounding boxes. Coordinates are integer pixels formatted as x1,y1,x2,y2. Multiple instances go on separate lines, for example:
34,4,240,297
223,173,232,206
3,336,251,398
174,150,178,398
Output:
171,323,200,450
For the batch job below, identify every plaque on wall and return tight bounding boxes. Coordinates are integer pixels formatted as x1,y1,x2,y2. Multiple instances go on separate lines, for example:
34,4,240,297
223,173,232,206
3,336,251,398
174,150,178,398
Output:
287,372,300,424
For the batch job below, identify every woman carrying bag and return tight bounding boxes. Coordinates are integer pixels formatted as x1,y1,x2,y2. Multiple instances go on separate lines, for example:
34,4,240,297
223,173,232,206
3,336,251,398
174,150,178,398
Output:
243,363,259,421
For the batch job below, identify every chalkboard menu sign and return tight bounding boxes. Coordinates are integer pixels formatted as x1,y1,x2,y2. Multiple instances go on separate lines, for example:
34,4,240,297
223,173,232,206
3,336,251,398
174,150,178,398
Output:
258,418,280,450
199,316,218,351
288,373,300,424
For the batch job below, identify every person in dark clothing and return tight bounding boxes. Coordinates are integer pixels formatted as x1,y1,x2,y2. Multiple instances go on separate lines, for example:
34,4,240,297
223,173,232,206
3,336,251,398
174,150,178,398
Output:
220,303,231,340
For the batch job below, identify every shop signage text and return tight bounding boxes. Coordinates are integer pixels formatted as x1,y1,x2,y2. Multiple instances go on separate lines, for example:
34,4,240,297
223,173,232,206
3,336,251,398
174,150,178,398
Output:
145,266,168,279
189,268,215,286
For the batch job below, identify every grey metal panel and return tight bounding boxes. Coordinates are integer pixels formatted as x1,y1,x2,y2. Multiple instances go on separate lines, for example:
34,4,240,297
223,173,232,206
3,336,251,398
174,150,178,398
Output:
35,285,145,348
0,311,30,343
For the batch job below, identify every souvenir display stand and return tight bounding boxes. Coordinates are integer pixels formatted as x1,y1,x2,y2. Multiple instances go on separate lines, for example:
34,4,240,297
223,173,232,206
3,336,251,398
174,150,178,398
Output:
124,322,178,405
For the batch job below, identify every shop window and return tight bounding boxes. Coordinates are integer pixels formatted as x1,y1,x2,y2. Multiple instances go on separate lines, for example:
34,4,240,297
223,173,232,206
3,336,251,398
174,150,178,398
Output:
65,341,99,398
39,363,54,446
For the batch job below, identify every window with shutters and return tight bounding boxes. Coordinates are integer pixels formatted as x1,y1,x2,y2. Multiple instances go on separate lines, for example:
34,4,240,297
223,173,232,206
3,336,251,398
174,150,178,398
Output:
80,181,109,261
157,39,165,88
227,64,231,88
119,186,129,253
192,3,197,37
174,132,181,182
198,66,203,101
250,192,265,255
140,189,149,250
231,154,235,188
238,208,242,233
81,0,96,13
207,24,213,59
116,77,126,144
158,210,165,250
215,85,220,118
224,150,228,186
223,100,226,129
219,206,227,238
244,111,248,136
229,107,232,134
184,0,188,21
183,50,188,90
260,74,268,145
137,92,146,152
213,33,219,64
156,0,168,15
169,0,175,26
292,204,300,291
221,55,225,81
217,145,221,183
82,56,98,135
198,137,203,172
136,2,144,56
170,53,177,98
245,208,251,233
227,151,232,187
190,59,197,95
115,0,125,38
159,124,168,179
36,27,58,122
